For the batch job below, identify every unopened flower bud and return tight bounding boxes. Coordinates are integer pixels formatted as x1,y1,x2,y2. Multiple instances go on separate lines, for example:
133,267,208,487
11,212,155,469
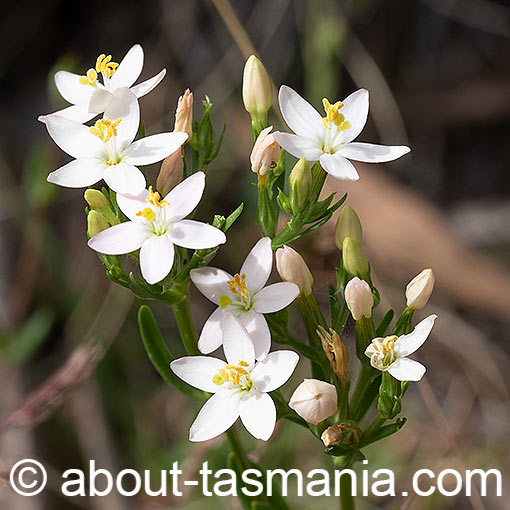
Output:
250,126,280,175
289,379,337,425
342,237,369,279
335,205,362,249
317,326,349,383
156,148,184,197
84,189,110,211
276,246,314,296
321,422,361,447
345,277,373,320
243,55,272,121
406,268,435,310
289,158,311,213
174,88,193,140
87,210,109,238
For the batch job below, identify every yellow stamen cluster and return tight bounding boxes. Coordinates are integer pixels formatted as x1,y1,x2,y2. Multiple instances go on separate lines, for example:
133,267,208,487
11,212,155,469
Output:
228,273,248,300
89,115,122,142
322,98,351,131
146,186,169,208
136,208,156,222
80,53,119,87
212,360,250,386
382,335,397,353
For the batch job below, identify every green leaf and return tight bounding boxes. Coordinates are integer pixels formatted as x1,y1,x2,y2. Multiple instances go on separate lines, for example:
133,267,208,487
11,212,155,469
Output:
224,203,244,231
376,309,394,336
138,305,207,400
329,284,341,331
276,189,292,215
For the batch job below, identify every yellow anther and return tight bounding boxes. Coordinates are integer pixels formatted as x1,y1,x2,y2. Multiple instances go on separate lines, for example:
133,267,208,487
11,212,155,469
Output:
136,207,156,222
227,273,248,300
89,115,122,142
95,53,119,78
212,375,224,386
79,68,98,87
219,295,233,309
382,335,397,353
238,360,249,367
146,186,169,208
211,361,250,388
322,97,350,131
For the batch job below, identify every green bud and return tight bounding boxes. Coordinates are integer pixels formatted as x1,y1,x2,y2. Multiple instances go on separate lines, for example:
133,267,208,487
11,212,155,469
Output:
342,237,369,279
87,210,109,238
289,158,312,214
84,189,110,210
335,205,363,249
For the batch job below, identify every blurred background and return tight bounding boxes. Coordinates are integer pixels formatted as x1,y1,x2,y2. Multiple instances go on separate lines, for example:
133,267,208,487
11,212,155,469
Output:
0,0,509,508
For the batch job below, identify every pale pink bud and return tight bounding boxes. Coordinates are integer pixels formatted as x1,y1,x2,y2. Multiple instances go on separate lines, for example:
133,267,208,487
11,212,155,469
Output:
250,126,280,176
156,148,184,197
174,89,193,140
242,55,272,118
345,277,373,320
289,379,337,425
406,268,435,310
276,245,314,296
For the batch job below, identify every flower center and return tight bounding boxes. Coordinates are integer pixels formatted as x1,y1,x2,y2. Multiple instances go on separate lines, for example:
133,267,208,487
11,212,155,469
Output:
321,98,351,132
367,335,399,370
145,186,169,208
90,115,122,143
212,360,252,391
79,53,119,87
135,187,171,235
219,273,252,310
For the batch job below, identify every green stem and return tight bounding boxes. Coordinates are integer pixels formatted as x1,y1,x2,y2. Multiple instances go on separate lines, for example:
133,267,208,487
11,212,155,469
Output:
339,473,355,510
361,415,386,444
171,295,200,355
226,428,251,471
349,368,379,422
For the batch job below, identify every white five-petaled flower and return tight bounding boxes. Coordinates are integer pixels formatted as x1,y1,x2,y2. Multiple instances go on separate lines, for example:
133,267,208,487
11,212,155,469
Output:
87,172,226,284
170,313,299,442
45,88,187,195
190,238,299,360
365,315,437,381
273,86,410,181
39,44,166,123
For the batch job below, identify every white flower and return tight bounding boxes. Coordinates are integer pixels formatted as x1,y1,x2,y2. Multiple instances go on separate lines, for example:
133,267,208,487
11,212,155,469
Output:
39,44,166,123
45,88,187,195
170,313,299,442
365,315,437,381
190,238,299,360
273,86,410,181
289,379,337,425
87,172,226,284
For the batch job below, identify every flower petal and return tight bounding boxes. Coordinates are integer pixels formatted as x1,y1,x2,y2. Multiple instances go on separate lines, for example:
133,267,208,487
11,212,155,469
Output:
170,356,226,392
253,282,299,314
335,89,369,144
190,267,233,305
167,220,226,249
251,351,299,392
103,162,146,195
88,89,114,114
239,311,271,361
240,237,272,293
388,358,426,381
222,313,255,368
338,142,410,163
189,390,241,442
272,132,323,161
319,153,359,181
395,315,437,357
45,115,103,158
116,189,151,221
139,235,175,284
164,172,205,221
278,85,324,142
131,69,166,98
104,88,140,147
123,132,188,166
198,308,225,354
39,104,96,124
239,391,276,441
87,221,149,255
47,158,105,188
110,44,144,90
54,70,93,105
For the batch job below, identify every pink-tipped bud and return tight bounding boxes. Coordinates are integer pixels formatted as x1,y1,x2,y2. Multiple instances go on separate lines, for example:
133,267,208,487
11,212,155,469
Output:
406,268,435,310
156,148,184,197
289,379,338,425
250,126,280,176
345,277,373,320
174,89,193,140
276,245,314,296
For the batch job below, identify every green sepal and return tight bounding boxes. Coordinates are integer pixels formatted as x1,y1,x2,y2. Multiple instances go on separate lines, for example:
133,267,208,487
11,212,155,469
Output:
276,188,292,215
